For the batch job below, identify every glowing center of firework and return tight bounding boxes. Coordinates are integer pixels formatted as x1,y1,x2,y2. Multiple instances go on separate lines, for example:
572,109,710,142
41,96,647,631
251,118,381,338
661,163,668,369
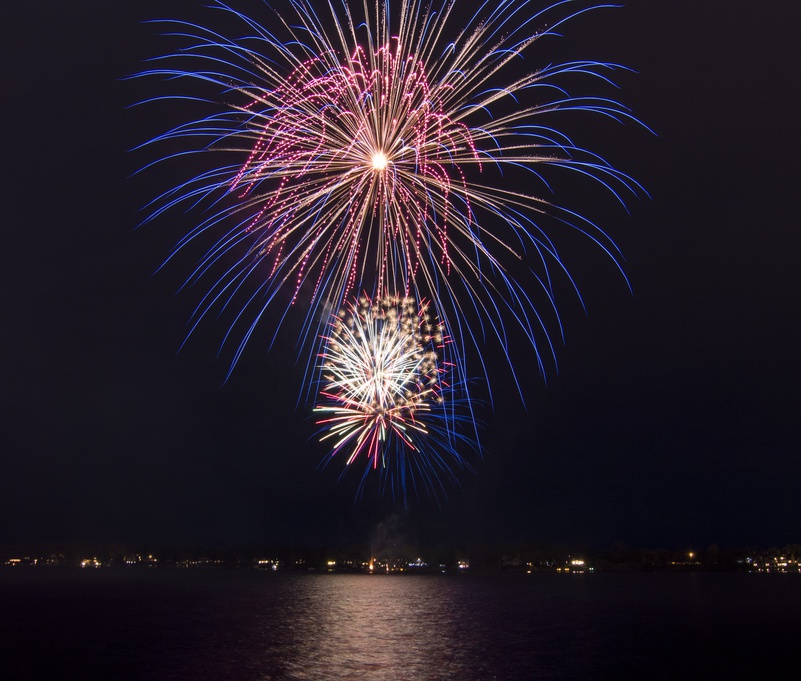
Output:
371,151,389,172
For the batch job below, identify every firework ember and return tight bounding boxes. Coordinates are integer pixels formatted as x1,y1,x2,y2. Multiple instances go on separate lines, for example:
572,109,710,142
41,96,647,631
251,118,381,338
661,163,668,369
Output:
314,295,475,498
315,296,443,467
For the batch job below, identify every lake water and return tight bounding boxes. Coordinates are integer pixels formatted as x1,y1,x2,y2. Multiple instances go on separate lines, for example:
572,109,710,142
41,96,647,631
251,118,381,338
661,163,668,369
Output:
1,570,799,680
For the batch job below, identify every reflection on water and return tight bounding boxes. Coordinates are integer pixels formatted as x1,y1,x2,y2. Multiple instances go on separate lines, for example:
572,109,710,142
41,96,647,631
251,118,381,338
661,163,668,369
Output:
278,575,481,679
2,571,800,680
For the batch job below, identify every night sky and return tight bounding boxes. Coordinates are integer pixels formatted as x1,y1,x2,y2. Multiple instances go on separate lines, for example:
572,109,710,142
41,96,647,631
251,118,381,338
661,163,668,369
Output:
3,0,800,552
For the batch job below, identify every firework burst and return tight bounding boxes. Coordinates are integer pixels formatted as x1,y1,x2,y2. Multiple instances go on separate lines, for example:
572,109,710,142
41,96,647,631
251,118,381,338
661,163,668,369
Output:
314,295,475,499
135,0,645,384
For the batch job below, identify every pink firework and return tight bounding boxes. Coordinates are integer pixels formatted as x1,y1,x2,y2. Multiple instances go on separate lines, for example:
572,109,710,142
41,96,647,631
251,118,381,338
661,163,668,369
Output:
230,41,478,307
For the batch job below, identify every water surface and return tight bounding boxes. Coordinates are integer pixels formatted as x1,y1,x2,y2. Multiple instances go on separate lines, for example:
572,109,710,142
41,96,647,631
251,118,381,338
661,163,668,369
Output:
2,570,798,680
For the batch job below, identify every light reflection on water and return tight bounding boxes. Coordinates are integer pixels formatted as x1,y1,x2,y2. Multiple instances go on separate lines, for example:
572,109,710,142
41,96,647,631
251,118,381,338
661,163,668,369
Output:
277,575,484,679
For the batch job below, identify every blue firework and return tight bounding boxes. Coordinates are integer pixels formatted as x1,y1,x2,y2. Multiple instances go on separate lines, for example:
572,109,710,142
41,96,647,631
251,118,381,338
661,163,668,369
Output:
134,0,644,386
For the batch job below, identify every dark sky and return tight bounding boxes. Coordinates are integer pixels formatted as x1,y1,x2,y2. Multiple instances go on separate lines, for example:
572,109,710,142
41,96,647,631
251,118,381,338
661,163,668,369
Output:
2,0,800,552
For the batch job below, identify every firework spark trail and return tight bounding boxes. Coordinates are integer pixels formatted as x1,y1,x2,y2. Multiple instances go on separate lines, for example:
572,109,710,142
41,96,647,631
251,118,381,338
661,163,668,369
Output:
314,295,475,500
135,0,646,391
135,0,646,496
